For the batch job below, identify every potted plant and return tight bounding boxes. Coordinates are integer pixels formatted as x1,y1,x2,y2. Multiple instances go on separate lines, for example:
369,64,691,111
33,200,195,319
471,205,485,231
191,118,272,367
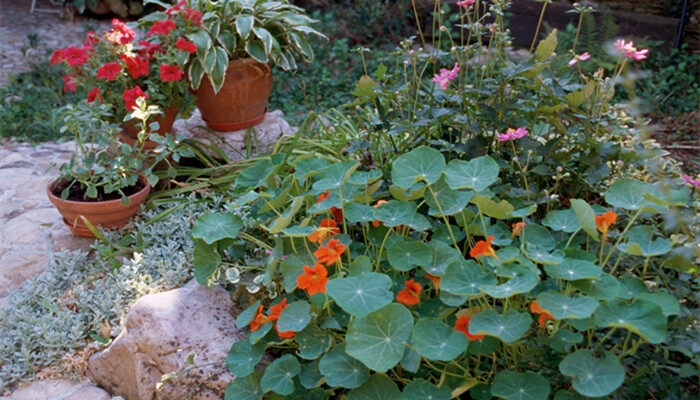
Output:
46,99,190,237
139,0,325,131
51,18,194,149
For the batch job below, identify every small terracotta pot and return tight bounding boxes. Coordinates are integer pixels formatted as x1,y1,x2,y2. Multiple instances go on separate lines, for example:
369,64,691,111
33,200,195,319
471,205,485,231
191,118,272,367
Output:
119,106,180,150
194,58,273,131
47,175,151,237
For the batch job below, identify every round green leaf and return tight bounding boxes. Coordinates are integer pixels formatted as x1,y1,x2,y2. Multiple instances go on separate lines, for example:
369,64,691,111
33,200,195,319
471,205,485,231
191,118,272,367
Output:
544,259,601,281
521,223,556,251
537,293,599,319
616,226,671,257
469,310,531,343
236,300,262,329
348,374,401,400
387,240,433,271
277,301,311,332
425,177,472,216
299,359,323,389
373,200,431,231
319,344,369,389
191,213,243,244
225,371,262,400
391,146,446,188
634,292,680,316
441,259,497,295
491,370,551,400
570,199,599,241
296,324,332,360
481,265,539,298
572,272,620,300
260,354,300,395
617,277,648,299
312,161,359,191
545,329,584,353
596,298,667,343
401,379,451,400
559,350,624,397
423,241,465,276
444,156,499,192
411,318,468,361
604,179,652,210
236,160,274,188
326,272,394,317
543,209,581,233
524,244,565,265
226,340,265,377
346,303,414,372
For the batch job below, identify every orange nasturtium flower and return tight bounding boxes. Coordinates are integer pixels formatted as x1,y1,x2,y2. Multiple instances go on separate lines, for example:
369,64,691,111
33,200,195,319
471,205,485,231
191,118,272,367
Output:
313,238,345,266
372,199,388,227
454,315,484,340
426,273,441,290
530,301,555,328
275,324,296,339
307,218,340,243
267,298,289,322
511,221,527,238
469,235,499,260
296,264,329,295
317,189,344,223
396,279,422,305
595,211,617,235
250,305,269,332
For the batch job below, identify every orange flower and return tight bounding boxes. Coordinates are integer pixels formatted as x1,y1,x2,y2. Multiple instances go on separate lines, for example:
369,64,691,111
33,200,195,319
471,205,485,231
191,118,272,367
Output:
296,264,329,295
454,315,484,341
426,273,441,290
372,199,388,227
530,301,555,328
307,219,340,243
595,211,617,235
469,236,499,260
275,324,296,339
313,238,345,266
511,222,526,238
268,298,288,322
396,279,421,305
250,305,268,332
317,189,343,223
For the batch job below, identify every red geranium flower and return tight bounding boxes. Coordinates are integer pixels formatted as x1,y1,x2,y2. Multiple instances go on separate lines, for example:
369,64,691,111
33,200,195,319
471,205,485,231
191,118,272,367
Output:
182,8,203,25
50,49,64,66
62,74,78,93
454,315,484,340
83,31,99,46
159,64,184,81
52,46,88,67
122,86,149,111
296,264,329,295
87,87,102,103
148,19,176,36
396,279,421,305
119,54,149,79
97,62,122,81
138,41,163,59
175,37,198,54
107,19,135,45
166,0,187,16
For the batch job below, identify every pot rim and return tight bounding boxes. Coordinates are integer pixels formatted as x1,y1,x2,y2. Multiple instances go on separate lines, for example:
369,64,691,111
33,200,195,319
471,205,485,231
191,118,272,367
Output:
46,174,151,206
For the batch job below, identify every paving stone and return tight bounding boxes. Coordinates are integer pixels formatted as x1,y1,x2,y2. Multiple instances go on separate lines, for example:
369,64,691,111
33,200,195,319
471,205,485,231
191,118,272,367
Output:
0,379,111,400
0,252,47,297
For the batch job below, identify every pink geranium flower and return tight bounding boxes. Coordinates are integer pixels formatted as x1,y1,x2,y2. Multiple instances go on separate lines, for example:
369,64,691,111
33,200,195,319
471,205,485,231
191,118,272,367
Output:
432,62,460,90
496,127,529,141
568,52,590,66
456,0,476,7
682,174,700,189
614,39,649,61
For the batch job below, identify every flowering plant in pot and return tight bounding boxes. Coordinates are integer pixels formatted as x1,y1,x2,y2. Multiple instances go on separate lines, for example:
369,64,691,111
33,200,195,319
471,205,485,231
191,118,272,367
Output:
47,100,192,237
139,0,325,131
51,18,195,148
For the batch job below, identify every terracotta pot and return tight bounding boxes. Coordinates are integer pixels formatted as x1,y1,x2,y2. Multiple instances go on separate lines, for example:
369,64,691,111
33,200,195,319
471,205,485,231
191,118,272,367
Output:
120,106,179,148
194,58,273,131
47,175,151,237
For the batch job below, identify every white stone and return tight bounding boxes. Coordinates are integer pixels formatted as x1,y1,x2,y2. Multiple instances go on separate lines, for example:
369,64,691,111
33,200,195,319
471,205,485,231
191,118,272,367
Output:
0,379,110,400
0,252,47,297
2,208,60,244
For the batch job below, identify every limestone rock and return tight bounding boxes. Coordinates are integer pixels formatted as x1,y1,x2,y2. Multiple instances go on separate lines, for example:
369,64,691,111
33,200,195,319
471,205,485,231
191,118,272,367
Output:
88,279,244,400
0,379,110,400
0,252,47,297
173,109,292,161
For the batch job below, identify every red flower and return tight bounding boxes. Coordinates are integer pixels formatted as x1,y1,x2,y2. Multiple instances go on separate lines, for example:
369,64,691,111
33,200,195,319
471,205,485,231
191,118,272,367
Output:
313,238,345,266
159,64,184,81
107,19,135,45
317,190,343,222
166,0,187,16
83,31,99,46
138,40,163,59
52,46,88,67
250,305,269,332
268,298,288,322
511,222,526,238
182,8,203,25
175,37,198,54
454,316,484,340
275,324,296,339
425,273,441,290
87,86,102,103
307,219,340,243
469,235,499,260
62,74,78,93
122,86,149,111
396,279,421,305
148,19,176,36
296,264,328,295
530,301,555,328
595,211,617,235
120,54,150,79
97,62,122,81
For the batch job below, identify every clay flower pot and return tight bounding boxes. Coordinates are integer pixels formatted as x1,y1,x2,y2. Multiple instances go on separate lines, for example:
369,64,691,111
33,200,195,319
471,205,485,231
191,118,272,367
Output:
194,58,273,131
47,175,151,237
118,106,180,150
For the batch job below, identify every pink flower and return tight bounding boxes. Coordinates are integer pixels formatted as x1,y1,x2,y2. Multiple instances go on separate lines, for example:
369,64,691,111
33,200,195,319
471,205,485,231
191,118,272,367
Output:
497,127,529,141
106,19,135,45
568,52,590,66
456,0,476,7
682,174,700,189
614,39,648,61
632,48,648,61
432,62,460,90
